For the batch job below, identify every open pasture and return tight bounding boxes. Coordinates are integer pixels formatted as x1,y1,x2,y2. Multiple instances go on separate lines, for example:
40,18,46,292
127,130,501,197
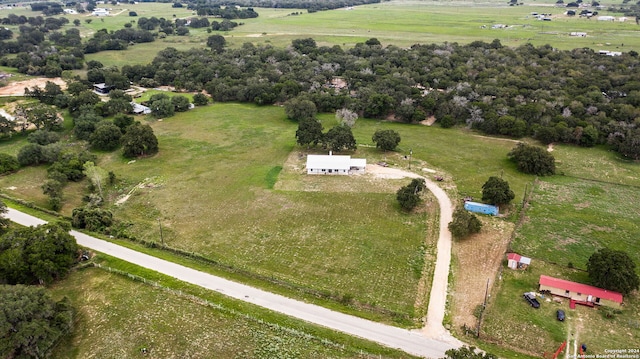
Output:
48,266,378,359
4,0,639,68
102,103,428,323
511,175,640,273
217,1,640,51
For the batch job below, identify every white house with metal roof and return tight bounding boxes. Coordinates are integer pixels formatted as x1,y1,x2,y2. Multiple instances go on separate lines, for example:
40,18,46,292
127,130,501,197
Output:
306,152,366,175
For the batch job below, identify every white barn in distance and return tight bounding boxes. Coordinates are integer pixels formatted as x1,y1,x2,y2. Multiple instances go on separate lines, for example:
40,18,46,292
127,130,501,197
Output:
306,152,366,175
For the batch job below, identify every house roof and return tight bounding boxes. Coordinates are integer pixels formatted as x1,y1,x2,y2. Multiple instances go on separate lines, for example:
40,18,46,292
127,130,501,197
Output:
350,158,366,168
539,275,623,303
307,155,366,170
307,155,352,170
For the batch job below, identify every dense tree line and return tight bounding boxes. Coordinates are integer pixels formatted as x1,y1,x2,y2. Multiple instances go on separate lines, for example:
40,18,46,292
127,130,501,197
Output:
0,285,74,359
0,13,162,76
192,5,259,19
0,221,78,285
119,38,640,159
184,0,380,12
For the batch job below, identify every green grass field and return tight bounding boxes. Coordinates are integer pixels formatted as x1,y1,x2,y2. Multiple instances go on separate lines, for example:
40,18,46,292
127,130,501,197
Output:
511,175,640,272
96,103,429,324
48,266,397,359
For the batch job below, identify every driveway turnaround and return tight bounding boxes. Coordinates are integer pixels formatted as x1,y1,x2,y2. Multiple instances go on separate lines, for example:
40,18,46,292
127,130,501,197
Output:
5,208,460,358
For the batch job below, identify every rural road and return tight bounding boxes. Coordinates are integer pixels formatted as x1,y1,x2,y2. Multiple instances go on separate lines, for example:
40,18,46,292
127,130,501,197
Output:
4,207,461,358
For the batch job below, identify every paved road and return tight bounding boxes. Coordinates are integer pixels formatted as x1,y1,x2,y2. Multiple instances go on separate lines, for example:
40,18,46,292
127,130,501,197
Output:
5,208,459,358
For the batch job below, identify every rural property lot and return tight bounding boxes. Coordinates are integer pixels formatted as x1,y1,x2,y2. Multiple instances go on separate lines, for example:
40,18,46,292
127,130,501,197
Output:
2,0,640,356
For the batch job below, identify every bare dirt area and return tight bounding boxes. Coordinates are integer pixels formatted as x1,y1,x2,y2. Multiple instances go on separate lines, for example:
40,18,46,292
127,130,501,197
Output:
0,77,67,96
449,217,514,333
420,116,437,126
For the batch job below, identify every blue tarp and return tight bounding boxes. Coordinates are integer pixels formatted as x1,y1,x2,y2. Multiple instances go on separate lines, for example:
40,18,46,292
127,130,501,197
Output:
464,201,499,216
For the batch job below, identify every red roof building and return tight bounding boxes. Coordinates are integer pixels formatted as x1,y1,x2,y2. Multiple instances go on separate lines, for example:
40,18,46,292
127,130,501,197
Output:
507,253,531,270
538,275,623,308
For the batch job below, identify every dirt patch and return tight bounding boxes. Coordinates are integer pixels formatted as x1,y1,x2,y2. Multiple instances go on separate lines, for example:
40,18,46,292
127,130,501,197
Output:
0,77,67,96
450,218,514,332
420,116,437,126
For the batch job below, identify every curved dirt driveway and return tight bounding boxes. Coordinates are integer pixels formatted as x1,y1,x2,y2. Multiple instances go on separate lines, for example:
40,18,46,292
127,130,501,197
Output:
367,165,463,344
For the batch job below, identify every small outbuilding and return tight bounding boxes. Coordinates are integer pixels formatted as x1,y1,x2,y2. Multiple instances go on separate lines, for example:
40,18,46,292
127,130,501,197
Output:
93,83,112,95
538,275,623,308
131,102,151,115
507,253,531,270
463,201,499,216
306,152,366,175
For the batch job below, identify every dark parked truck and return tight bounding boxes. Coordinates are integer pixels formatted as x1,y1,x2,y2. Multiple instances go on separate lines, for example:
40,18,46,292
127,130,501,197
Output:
523,292,540,308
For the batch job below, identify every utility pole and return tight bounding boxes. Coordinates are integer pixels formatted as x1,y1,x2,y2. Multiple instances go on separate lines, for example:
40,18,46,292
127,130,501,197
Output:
158,218,164,246
522,183,529,208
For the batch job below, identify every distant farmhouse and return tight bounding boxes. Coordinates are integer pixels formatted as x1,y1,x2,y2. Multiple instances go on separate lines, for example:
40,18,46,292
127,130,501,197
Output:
306,153,366,175
92,8,110,16
93,83,113,95
538,275,623,308
599,50,622,56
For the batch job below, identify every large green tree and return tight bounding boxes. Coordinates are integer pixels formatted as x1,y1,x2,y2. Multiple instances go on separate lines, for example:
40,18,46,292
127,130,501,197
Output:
295,117,323,148
89,122,122,151
0,285,74,359
372,129,401,151
481,176,515,205
206,34,226,53
121,122,159,158
448,207,482,239
0,222,78,285
507,143,555,176
396,178,426,211
323,125,356,152
0,154,19,176
587,248,639,295
284,97,317,122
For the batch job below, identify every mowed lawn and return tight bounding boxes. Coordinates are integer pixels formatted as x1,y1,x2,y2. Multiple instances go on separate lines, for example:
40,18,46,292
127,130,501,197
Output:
48,267,368,359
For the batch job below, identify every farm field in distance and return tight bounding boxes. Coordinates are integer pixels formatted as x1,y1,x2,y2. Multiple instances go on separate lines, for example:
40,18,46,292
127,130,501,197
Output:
2,0,640,356
0,0,630,67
